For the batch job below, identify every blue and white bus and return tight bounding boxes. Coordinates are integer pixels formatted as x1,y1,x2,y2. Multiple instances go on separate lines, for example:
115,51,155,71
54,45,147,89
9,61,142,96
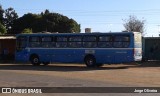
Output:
15,32,142,67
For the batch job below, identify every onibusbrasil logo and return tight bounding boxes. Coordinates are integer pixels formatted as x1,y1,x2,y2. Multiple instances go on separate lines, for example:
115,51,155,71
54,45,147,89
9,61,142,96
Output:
2,88,42,94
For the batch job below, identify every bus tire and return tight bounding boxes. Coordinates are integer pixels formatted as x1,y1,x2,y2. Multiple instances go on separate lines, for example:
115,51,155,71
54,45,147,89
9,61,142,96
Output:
43,62,49,66
84,55,96,67
30,55,40,66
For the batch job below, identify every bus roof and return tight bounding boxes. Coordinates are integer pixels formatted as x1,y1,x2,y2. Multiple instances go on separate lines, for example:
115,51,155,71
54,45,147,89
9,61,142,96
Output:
16,32,139,37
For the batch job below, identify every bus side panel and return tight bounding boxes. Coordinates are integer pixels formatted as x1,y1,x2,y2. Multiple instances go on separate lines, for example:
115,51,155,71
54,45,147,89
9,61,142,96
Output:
95,48,134,64
15,49,29,62
114,49,134,63
29,49,85,63
95,49,113,64
51,49,84,63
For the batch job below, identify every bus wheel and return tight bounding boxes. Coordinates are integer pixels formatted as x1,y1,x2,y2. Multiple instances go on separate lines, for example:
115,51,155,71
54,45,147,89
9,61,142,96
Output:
96,63,104,67
30,55,40,66
85,56,96,67
43,62,49,66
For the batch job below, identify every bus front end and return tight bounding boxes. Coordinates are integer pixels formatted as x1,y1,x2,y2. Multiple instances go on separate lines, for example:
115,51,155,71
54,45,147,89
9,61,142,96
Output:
15,35,29,62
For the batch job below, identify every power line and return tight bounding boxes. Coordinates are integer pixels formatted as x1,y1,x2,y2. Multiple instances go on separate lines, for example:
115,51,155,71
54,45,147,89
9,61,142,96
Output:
14,8,160,12
15,9,160,17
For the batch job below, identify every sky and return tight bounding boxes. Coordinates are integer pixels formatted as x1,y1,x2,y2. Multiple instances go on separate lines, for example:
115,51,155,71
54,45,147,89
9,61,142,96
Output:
1,0,160,37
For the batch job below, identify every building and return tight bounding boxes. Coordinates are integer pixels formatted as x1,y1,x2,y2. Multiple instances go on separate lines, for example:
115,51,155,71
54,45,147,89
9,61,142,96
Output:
142,37,160,61
0,35,16,60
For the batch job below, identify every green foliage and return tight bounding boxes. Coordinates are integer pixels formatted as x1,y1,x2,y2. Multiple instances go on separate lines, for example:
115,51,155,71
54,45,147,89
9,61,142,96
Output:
22,28,32,34
0,6,81,34
12,9,80,34
4,7,18,34
12,13,40,34
0,5,4,24
0,23,7,35
0,5,18,34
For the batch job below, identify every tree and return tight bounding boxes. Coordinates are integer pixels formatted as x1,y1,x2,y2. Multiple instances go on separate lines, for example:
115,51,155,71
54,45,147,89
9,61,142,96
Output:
0,5,4,24
123,15,145,33
12,10,80,34
12,13,40,34
0,23,7,35
4,7,18,34
68,19,81,32
22,28,32,34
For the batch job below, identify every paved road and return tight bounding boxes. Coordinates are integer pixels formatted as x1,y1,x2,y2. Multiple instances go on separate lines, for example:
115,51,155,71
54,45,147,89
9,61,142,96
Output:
0,63,160,96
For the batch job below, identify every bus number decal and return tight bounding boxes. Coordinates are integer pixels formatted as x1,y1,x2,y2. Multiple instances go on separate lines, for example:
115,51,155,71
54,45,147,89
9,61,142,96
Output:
85,50,95,54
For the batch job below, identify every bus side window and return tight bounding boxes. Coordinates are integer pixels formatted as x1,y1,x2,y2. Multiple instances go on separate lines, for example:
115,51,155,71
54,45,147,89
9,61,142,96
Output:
29,36,41,48
41,36,54,48
122,36,130,47
83,36,97,48
56,36,68,48
113,36,130,48
68,36,82,48
98,36,112,48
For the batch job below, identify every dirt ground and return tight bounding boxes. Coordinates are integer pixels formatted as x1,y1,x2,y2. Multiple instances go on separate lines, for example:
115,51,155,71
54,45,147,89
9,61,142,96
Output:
0,61,160,87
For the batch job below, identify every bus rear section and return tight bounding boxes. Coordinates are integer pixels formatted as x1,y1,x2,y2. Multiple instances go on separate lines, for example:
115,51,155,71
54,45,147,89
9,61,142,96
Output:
133,32,142,61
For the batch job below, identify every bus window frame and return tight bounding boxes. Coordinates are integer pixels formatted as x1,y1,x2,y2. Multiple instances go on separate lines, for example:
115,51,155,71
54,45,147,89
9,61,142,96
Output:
16,36,28,51
82,36,97,48
29,36,41,48
98,35,113,48
56,36,68,48
41,36,55,48
68,36,82,48
113,35,130,48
